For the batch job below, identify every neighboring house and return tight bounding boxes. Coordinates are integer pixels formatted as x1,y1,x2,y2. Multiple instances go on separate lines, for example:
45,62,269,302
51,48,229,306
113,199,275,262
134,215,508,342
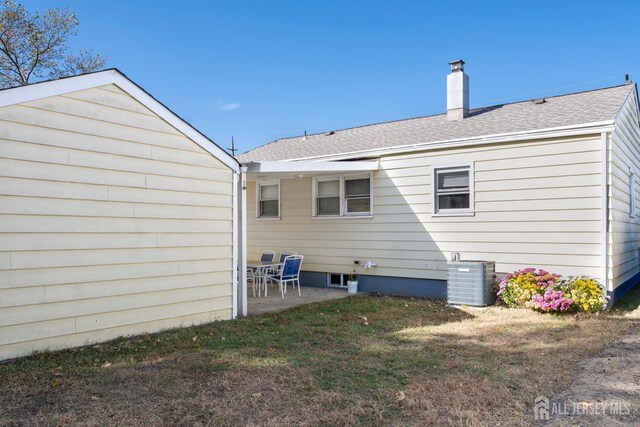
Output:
238,60,640,305
0,69,240,361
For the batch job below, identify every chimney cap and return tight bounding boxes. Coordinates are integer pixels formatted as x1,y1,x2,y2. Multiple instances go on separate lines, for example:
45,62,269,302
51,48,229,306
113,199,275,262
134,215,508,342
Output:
449,59,465,72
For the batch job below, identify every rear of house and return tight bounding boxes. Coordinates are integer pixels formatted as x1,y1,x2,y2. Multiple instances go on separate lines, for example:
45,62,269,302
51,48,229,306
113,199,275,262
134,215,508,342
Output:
0,70,239,360
239,62,640,303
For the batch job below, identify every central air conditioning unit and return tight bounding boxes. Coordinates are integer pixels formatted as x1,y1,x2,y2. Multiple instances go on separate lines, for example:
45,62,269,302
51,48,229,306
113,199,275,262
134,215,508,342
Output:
447,260,496,306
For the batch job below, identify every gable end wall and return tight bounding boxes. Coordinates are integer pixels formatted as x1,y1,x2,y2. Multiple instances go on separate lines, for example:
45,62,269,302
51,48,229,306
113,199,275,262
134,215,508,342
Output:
0,84,234,360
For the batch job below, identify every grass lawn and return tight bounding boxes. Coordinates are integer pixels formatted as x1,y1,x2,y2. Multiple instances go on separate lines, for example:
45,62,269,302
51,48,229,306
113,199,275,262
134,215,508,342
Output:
2,288,639,426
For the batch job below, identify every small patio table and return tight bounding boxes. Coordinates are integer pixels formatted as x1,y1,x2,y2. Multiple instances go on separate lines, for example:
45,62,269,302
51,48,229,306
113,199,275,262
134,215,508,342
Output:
247,261,282,297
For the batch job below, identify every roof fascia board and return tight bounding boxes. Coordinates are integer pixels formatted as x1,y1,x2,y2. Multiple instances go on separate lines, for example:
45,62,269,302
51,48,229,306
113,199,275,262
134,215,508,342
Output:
614,83,639,123
0,69,239,172
282,120,616,162
243,159,380,174
0,70,118,108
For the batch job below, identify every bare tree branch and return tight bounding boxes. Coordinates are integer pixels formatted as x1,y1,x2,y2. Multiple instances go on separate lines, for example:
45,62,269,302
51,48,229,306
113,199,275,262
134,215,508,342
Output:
0,0,106,88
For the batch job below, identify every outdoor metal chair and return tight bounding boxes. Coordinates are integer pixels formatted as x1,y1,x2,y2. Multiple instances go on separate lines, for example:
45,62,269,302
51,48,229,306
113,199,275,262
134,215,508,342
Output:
265,251,297,286
266,255,304,299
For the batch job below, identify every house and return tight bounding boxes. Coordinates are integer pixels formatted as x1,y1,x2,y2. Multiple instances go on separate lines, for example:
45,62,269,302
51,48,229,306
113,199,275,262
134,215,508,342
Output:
238,60,640,307
2,62,638,360
0,69,240,361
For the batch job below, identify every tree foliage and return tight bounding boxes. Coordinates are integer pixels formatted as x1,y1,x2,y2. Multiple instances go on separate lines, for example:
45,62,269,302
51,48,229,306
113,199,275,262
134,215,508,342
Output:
0,0,106,88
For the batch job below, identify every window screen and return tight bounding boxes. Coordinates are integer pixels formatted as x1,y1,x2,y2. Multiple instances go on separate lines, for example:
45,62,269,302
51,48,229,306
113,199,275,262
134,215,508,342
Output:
345,178,371,214
434,168,471,213
258,183,279,217
317,180,340,215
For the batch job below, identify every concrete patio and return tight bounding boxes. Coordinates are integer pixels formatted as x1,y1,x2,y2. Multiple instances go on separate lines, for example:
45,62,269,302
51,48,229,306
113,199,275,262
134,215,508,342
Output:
247,285,353,316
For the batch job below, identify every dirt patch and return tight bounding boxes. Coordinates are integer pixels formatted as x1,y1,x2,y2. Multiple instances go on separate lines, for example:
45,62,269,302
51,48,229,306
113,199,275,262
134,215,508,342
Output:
545,323,640,426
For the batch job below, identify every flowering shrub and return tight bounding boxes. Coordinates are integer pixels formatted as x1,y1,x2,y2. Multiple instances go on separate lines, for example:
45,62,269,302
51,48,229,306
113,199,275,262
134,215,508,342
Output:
529,289,573,312
561,276,607,312
497,268,561,308
497,268,607,313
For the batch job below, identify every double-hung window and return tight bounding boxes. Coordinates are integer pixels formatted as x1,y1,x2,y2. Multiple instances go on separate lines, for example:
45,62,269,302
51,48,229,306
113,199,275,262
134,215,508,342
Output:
313,174,372,217
344,177,372,215
316,179,341,216
256,180,280,218
433,166,473,215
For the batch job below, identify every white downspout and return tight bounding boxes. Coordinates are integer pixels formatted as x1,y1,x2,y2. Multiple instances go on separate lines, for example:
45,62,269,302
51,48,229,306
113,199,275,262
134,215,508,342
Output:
600,131,609,297
240,167,248,316
231,171,238,319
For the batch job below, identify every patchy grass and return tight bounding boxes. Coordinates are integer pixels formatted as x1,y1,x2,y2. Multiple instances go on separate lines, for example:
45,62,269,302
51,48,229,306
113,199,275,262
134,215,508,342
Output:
1,289,639,426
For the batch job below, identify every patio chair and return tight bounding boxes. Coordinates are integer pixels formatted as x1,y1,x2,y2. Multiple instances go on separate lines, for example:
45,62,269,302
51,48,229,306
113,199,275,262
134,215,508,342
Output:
260,251,276,263
266,255,304,299
278,251,297,263
265,251,297,286
249,250,276,297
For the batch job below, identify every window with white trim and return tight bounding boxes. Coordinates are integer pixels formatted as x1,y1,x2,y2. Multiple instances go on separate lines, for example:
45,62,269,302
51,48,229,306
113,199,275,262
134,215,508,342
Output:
316,179,340,216
313,174,372,217
630,170,637,218
433,166,473,214
345,177,371,215
256,180,280,218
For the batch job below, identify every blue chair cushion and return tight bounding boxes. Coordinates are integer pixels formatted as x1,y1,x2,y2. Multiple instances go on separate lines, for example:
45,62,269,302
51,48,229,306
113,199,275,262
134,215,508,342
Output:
282,258,301,277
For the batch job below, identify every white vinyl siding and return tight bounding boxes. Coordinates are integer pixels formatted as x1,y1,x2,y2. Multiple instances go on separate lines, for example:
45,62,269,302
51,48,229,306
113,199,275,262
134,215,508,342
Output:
0,84,234,360
247,135,603,287
608,86,640,292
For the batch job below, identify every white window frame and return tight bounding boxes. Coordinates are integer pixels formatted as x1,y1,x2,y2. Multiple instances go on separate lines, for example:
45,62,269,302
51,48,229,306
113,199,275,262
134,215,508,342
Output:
311,173,373,218
327,273,346,288
313,176,342,217
630,169,637,218
431,164,474,216
256,179,281,220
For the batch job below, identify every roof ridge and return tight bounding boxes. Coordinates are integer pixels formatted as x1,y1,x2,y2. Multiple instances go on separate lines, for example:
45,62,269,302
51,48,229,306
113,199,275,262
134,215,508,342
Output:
257,83,632,146
237,82,634,161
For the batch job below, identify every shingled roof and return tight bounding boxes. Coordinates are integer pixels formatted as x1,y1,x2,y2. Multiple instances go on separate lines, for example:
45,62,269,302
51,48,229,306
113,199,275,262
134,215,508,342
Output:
238,84,634,162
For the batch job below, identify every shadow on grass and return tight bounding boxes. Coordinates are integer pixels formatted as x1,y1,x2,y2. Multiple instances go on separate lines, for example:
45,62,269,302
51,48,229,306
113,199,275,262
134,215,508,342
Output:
2,292,638,426
612,284,640,315
0,296,473,423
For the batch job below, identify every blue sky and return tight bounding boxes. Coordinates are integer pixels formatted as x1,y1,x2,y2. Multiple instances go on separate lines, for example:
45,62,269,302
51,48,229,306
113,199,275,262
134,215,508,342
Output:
22,0,640,154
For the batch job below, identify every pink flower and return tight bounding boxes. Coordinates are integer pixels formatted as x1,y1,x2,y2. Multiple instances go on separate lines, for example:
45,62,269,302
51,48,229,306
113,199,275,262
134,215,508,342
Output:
530,289,573,312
